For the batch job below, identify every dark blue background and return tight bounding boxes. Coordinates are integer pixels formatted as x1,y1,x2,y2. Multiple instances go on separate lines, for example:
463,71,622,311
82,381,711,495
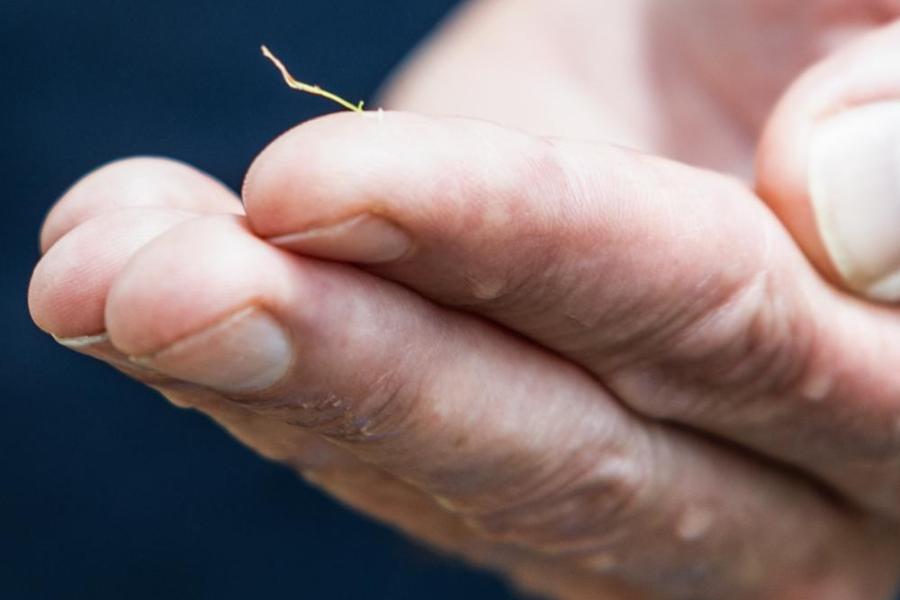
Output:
1,1,518,598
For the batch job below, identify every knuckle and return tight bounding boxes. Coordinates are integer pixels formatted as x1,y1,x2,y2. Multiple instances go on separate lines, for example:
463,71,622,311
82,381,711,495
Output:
620,265,813,421
683,268,807,391
460,444,652,555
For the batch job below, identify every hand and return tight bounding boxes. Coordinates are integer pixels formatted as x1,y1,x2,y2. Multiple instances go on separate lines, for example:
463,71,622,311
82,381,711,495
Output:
28,1,900,598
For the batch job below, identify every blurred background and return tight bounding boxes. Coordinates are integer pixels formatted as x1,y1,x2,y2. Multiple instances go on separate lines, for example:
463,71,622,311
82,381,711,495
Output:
1,1,519,597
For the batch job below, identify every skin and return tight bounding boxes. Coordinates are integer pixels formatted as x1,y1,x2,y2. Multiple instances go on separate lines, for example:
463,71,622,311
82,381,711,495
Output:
26,1,900,598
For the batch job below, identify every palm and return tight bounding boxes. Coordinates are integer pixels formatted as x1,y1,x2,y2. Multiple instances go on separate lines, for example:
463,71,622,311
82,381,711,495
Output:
381,0,898,174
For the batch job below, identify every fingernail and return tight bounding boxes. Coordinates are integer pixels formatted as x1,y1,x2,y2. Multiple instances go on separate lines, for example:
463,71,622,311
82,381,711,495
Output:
809,101,900,301
53,332,109,348
267,213,412,264
54,331,156,372
130,307,292,393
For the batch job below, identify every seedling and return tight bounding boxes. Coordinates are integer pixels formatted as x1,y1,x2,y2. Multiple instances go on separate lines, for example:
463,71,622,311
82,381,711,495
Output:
261,45,365,113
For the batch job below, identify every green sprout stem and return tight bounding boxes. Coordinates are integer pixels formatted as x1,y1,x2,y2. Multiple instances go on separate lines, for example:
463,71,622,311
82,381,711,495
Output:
261,45,364,112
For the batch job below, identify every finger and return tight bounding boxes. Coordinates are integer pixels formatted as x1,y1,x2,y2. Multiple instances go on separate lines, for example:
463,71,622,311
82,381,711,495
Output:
100,214,896,598
178,383,649,600
187,388,649,600
30,192,498,578
30,174,510,587
32,155,243,358
757,20,900,300
30,208,196,340
243,111,900,518
29,164,367,477
40,156,242,254
30,158,519,555
29,193,647,600
28,165,364,487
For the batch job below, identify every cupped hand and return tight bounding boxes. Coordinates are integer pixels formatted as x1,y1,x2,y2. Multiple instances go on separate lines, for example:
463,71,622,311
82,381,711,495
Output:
28,1,900,599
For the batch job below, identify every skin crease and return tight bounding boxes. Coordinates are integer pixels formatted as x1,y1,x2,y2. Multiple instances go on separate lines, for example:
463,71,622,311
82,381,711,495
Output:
25,1,900,599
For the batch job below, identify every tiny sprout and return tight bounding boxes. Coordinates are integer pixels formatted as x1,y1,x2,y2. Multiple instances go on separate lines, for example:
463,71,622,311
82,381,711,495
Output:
261,45,365,113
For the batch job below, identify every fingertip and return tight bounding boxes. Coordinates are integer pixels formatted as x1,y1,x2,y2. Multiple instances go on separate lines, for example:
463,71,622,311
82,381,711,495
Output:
242,111,416,237
756,80,840,283
241,110,527,235
29,208,194,339
242,110,554,276
40,156,241,254
103,214,299,358
756,22,900,299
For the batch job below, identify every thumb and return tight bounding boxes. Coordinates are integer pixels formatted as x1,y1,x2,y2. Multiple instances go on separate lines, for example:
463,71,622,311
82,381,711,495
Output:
757,20,900,301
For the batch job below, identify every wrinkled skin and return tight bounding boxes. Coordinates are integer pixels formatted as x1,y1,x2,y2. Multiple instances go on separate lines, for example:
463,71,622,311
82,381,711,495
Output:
28,1,900,598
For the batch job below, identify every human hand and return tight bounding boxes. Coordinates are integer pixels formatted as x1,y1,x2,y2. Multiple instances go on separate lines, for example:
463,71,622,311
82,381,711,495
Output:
28,1,900,598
